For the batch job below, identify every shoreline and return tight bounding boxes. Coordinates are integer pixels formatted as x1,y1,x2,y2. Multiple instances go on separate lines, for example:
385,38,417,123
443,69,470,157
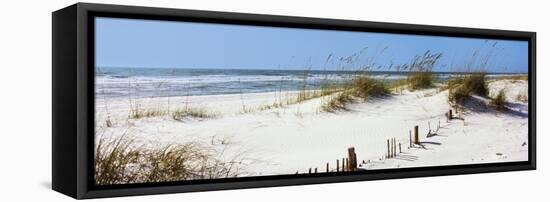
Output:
95,73,528,99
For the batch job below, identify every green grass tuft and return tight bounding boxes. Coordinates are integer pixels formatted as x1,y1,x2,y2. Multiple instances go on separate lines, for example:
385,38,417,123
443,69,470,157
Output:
352,76,390,98
448,85,470,105
447,73,489,104
490,89,507,111
463,73,489,97
172,107,215,120
321,91,353,112
407,71,433,90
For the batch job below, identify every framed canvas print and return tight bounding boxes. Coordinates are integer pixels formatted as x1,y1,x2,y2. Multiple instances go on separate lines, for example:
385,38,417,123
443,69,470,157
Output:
52,3,536,199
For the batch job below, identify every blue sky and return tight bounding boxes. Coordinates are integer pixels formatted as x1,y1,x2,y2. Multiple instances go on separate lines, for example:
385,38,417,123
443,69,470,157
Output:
95,17,528,73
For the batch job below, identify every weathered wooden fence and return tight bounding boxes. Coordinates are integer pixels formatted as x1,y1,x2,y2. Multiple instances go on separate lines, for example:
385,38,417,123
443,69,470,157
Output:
298,108,453,174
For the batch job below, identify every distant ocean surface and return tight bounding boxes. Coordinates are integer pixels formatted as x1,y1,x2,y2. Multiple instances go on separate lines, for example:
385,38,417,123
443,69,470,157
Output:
95,67,523,99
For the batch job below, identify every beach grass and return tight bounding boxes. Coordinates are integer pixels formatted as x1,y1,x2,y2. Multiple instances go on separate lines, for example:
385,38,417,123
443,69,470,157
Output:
463,73,489,97
405,51,442,90
144,143,214,182
129,108,168,119
172,106,216,120
490,89,507,111
94,134,142,185
448,84,471,105
320,76,389,112
320,81,343,96
321,91,353,112
407,71,433,90
387,79,408,94
352,76,390,98
448,72,489,104
257,102,284,111
296,67,312,103
125,100,216,121
94,135,244,185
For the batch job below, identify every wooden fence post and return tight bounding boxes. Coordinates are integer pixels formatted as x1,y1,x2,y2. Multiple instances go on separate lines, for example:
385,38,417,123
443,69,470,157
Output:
345,158,349,171
399,143,402,153
394,138,397,156
391,139,394,158
449,109,453,121
336,159,340,172
342,158,345,172
348,147,357,171
390,138,395,158
387,139,390,158
409,130,412,148
414,125,419,144
393,138,397,156
309,168,311,174
326,162,329,173
314,168,317,173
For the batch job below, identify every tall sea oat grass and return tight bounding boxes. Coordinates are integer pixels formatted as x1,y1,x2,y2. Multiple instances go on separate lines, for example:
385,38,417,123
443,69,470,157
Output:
94,135,247,185
406,51,443,90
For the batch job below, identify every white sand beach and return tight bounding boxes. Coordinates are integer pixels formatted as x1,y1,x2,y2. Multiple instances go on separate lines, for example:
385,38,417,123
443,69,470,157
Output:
95,79,528,177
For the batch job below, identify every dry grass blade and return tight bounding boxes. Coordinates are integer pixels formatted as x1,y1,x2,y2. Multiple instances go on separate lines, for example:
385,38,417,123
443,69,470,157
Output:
94,135,246,185
172,107,215,120
94,133,141,185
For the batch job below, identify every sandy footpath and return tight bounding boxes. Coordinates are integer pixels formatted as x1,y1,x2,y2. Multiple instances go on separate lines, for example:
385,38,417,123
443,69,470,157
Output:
95,79,529,176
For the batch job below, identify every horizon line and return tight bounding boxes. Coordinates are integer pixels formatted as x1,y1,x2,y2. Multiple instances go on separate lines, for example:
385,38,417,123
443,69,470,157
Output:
96,66,528,74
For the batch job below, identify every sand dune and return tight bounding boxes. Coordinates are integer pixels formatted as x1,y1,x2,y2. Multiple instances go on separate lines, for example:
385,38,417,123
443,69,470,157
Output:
95,79,528,176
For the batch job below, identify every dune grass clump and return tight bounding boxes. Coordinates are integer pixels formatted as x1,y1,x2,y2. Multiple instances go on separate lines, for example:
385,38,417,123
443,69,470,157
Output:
320,76,389,112
463,73,489,97
95,135,142,185
129,107,168,119
321,91,353,112
287,84,344,106
446,76,464,89
94,135,245,185
448,85,470,105
406,51,442,90
144,143,213,182
257,102,284,111
490,89,507,111
407,71,433,90
128,105,215,120
447,73,489,105
388,79,408,94
319,76,389,112
352,76,390,98
172,107,215,121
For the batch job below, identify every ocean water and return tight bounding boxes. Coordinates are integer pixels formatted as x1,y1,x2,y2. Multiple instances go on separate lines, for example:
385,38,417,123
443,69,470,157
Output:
95,67,521,99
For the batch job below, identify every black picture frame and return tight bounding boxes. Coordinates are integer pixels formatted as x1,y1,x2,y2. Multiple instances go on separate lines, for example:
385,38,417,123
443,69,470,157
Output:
52,3,536,199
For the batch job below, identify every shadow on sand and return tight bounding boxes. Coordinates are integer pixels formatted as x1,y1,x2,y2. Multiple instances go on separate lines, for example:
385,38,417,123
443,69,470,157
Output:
394,154,419,162
462,95,528,118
